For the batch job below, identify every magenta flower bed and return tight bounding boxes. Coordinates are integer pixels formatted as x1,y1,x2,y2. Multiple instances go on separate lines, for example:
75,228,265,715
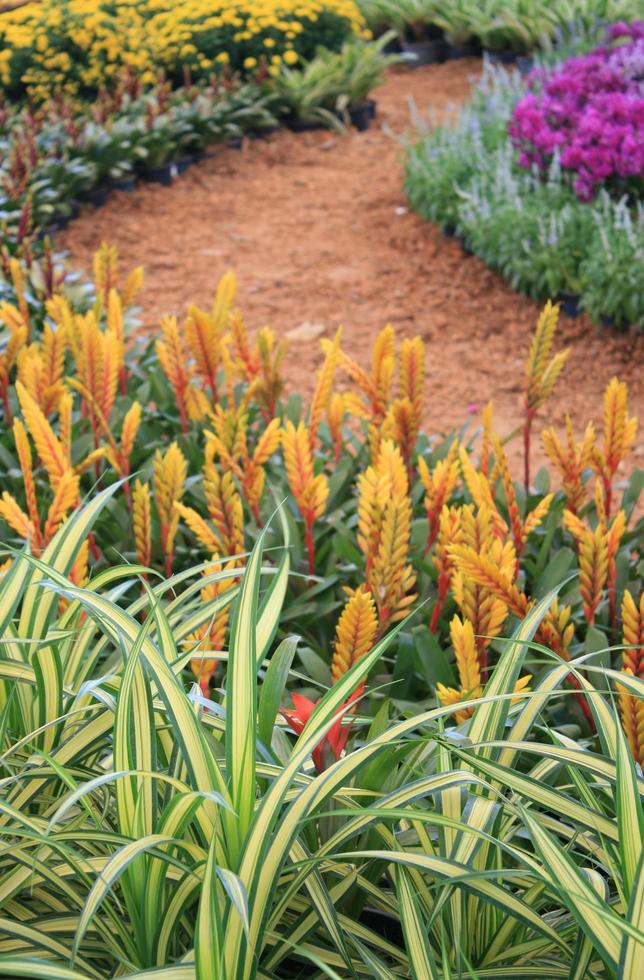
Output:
508,22,644,201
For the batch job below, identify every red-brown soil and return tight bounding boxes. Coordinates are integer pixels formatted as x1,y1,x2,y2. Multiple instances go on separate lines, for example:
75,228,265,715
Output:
59,60,643,485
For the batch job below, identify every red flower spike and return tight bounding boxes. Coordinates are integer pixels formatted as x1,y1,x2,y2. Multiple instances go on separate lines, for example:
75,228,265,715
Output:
281,685,364,774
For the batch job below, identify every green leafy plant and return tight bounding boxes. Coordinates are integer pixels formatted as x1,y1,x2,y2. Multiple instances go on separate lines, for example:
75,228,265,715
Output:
0,492,643,976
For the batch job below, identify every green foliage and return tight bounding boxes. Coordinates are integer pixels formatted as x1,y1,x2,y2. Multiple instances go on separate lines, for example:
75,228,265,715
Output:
0,495,643,976
273,33,399,122
359,0,644,49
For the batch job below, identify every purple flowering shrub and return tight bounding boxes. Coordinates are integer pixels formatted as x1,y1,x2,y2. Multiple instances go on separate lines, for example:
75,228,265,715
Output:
508,21,644,201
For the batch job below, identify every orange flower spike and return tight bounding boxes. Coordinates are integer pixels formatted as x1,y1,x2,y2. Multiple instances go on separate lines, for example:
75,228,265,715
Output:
243,329,287,421
309,327,341,452
593,378,637,518
120,265,144,310
539,599,574,661
331,587,378,683
9,257,30,336
203,450,245,557
451,615,481,695
132,479,152,570
15,381,68,490
430,505,462,632
156,315,192,433
364,441,416,630
211,269,237,326
246,416,281,514
371,324,396,419
459,446,507,539
578,524,609,626
120,402,142,468
0,317,28,423
523,301,570,490
331,343,379,416
93,242,119,307
491,434,523,557
13,419,41,539
55,388,72,458
606,509,626,628
418,440,460,554
153,442,187,578
174,502,222,555
0,493,38,549
69,539,90,589
382,397,418,474
185,304,223,400
618,591,644,764
542,417,596,513
480,401,494,477
43,470,80,543
450,542,528,620
521,493,555,543
107,288,127,395
327,392,347,461
282,419,329,576
400,335,425,435
227,310,259,381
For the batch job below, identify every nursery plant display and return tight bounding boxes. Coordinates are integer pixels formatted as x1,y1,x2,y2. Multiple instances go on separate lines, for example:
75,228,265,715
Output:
0,74,280,249
405,27,644,328
274,32,397,128
0,248,642,976
358,0,643,56
0,0,367,102
0,36,394,253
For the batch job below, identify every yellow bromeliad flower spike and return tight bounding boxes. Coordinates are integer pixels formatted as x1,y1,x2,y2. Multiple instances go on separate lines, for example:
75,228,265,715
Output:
542,416,597,514
282,419,329,576
153,442,187,578
331,586,378,684
356,438,416,631
523,300,570,490
418,440,460,554
591,377,638,518
618,590,644,765
437,614,531,724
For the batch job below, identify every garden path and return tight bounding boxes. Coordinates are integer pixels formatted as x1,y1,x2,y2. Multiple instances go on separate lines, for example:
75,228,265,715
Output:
60,60,643,484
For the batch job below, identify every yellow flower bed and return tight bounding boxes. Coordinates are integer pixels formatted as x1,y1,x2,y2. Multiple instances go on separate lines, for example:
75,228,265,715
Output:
0,0,367,100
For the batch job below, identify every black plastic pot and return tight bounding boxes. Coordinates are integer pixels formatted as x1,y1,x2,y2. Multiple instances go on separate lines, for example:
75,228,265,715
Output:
558,291,581,317
457,232,473,255
517,54,535,76
401,38,447,67
226,137,243,149
284,116,327,132
601,314,615,327
142,163,173,186
380,36,402,56
250,124,280,139
111,174,137,192
484,48,522,65
52,212,72,230
366,98,377,120
447,40,481,59
349,102,372,132
443,223,456,237
83,185,109,208
175,156,193,174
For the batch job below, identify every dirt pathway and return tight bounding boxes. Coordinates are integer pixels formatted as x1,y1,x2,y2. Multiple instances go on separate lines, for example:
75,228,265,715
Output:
60,61,643,484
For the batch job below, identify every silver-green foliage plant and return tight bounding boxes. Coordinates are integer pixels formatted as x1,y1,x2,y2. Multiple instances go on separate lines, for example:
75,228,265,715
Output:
0,491,643,977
